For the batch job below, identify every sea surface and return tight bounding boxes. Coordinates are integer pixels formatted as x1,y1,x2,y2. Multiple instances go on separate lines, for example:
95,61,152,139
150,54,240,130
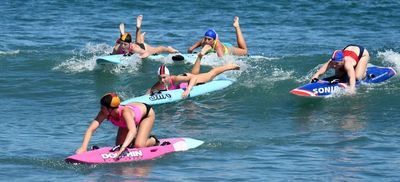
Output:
1,1,400,181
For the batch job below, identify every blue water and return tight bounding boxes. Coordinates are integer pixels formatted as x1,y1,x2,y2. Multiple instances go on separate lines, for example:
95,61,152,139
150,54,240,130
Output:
1,0,400,181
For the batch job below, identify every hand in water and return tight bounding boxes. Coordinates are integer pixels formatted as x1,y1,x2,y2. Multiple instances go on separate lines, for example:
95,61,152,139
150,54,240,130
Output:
346,87,356,95
182,90,190,99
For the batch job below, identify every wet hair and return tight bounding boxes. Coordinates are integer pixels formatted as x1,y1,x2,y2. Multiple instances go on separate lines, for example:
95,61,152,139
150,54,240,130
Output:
100,93,120,108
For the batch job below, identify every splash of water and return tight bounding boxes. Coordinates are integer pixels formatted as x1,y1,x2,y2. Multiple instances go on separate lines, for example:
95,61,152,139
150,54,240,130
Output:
377,50,400,71
0,50,20,55
52,43,143,74
52,43,111,73
237,56,296,89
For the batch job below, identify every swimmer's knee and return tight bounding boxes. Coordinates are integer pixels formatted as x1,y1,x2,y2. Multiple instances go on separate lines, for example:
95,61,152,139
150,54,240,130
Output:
355,73,366,81
242,49,248,55
134,142,146,148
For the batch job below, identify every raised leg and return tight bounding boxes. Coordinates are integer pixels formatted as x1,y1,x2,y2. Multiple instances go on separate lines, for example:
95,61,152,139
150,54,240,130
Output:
135,15,144,43
230,16,248,56
119,23,125,35
197,63,240,83
191,54,203,75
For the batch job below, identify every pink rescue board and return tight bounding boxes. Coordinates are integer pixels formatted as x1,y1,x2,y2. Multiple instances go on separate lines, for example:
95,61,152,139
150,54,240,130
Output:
65,138,203,164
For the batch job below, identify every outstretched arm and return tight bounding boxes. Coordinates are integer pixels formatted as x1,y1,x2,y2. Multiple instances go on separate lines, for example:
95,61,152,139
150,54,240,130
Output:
344,61,357,90
181,75,198,98
188,39,204,53
76,120,101,154
310,60,331,82
115,109,137,158
146,81,163,94
76,112,107,154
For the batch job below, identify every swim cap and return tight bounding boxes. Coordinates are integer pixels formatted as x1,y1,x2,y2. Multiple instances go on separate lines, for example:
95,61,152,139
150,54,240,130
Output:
157,64,170,75
204,29,217,40
100,93,120,108
120,33,132,43
331,50,344,62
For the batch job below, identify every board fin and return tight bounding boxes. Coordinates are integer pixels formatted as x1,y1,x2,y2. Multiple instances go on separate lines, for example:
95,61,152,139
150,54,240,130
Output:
172,55,185,61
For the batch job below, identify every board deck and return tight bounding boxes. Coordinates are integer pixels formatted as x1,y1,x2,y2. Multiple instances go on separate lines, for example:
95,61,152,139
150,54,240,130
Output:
65,138,204,164
290,66,397,97
121,76,235,105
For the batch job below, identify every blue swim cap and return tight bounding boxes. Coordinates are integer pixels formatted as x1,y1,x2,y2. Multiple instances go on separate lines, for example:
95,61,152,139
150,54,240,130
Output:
204,29,217,40
331,50,344,62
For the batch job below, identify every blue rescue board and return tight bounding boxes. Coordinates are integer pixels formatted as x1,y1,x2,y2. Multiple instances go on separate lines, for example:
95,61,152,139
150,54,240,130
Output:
96,53,220,66
121,76,235,105
290,66,396,97
96,54,165,65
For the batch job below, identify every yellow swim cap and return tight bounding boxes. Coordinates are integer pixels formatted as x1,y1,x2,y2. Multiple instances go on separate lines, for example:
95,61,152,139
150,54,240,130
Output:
120,33,132,43
100,93,120,108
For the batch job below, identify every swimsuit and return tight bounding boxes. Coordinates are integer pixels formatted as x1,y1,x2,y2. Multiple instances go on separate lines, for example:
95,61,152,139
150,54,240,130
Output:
116,41,145,54
163,78,179,90
342,44,365,64
135,42,146,50
108,103,152,128
329,44,366,82
208,40,229,55
117,43,135,54
161,75,192,91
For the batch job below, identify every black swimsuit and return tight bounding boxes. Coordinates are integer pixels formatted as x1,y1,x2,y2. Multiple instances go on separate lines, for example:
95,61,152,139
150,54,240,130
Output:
135,42,146,50
142,103,152,119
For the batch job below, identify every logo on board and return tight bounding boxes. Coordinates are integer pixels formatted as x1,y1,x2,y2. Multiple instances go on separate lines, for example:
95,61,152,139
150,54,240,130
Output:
149,94,172,101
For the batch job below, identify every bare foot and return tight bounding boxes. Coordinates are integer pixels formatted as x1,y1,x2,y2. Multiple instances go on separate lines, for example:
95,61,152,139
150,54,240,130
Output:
119,23,125,35
168,46,178,53
139,51,150,59
233,16,240,28
200,44,212,56
227,63,240,70
136,15,143,29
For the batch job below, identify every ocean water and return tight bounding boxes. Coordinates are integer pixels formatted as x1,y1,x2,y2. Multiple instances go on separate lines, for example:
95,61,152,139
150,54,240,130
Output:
1,0,400,181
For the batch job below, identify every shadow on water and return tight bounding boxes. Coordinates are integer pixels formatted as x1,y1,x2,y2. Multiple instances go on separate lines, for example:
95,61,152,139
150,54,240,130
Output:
290,95,368,132
0,156,159,180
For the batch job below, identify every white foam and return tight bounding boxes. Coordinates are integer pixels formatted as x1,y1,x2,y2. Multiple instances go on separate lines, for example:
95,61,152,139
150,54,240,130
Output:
377,50,400,72
240,63,294,89
52,55,97,73
325,88,349,98
53,43,112,73
0,50,20,55
52,42,144,74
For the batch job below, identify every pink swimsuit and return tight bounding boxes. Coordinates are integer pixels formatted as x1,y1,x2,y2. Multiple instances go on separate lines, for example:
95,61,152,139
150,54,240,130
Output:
108,104,143,128
115,38,134,54
164,79,179,90
163,78,188,90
